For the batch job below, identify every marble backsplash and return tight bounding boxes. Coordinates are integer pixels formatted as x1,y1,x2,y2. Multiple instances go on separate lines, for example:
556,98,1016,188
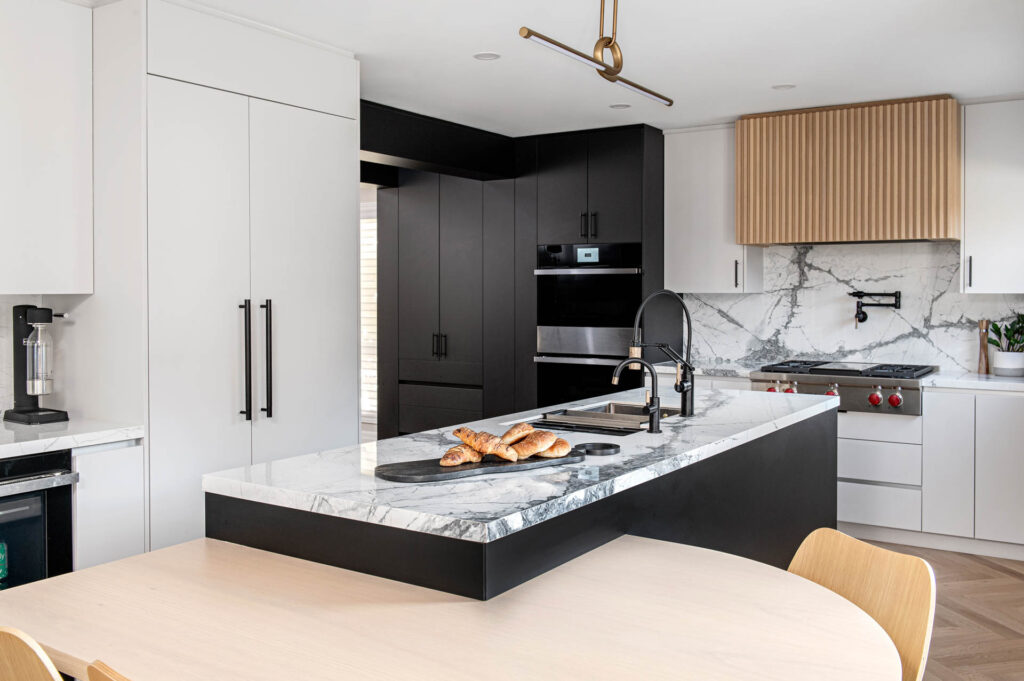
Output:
684,242,1024,375
0,295,42,410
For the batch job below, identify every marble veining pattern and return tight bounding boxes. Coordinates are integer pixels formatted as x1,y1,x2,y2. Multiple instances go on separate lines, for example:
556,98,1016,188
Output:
683,243,1024,376
0,420,144,460
203,387,838,543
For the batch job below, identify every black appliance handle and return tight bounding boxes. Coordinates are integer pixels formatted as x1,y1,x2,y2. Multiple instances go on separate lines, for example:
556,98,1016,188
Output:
968,255,973,288
440,334,448,359
432,333,439,358
589,212,597,238
734,259,740,288
239,299,252,420
580,212,587,239
260,299,273,418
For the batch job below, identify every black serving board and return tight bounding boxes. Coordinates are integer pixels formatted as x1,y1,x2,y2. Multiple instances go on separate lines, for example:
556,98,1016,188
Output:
375,450,586,483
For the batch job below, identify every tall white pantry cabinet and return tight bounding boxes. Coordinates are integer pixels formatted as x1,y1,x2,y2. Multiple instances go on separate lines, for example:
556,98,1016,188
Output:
96,0,360,550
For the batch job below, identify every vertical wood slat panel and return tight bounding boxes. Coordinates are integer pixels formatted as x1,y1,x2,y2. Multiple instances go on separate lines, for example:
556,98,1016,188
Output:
735,95,960,244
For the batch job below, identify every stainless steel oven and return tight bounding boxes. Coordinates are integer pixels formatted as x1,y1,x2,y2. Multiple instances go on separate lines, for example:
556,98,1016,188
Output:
0,450,76,589
534,244,644,407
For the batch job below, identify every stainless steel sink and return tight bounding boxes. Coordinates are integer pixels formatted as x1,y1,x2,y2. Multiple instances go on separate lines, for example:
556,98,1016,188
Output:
539,402,681,435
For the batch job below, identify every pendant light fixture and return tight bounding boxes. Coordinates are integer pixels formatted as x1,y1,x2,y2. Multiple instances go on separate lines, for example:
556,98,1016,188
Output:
519,0,673,106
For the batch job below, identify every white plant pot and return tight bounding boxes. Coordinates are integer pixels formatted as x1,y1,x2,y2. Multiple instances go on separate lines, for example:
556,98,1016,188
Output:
991,349,1024,377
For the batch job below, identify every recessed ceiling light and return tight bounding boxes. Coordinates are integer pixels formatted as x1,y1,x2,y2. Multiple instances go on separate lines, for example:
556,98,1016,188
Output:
609,103,631,109
772,84,797,91
473,52,501,61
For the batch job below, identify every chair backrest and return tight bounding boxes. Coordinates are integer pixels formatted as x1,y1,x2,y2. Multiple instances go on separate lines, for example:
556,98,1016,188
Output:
789,528,936,681
88,660,133,681
0,627,62,681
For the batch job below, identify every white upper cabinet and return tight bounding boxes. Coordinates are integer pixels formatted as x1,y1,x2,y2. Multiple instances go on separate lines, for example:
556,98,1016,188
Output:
664,125,763,294
147,0,359,119
962,99,1024,294
0,0,92,294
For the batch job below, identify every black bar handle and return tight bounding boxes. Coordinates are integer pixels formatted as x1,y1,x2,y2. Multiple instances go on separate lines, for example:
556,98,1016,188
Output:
432,333,439,358
239,299,252,420
580,212,587,239
734,259,740,288
968,255,973,288
260,299,273,418
589,212,597,238
440,334,448,359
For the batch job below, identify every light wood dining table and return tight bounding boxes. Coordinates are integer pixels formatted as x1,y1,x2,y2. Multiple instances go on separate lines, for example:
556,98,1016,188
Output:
0,535,900,681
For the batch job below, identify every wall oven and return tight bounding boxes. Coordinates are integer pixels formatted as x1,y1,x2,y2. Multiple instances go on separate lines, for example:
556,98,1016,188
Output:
0,450,75,589
535,243,644,407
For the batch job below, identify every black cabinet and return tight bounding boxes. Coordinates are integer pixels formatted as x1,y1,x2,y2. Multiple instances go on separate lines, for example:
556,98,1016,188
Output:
537,128,643,245
438,175,483,385
397,172,483,386
537,134,588,244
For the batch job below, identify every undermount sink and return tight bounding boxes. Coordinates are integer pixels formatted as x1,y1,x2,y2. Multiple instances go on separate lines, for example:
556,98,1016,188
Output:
538,401,682,435
577,402,682,418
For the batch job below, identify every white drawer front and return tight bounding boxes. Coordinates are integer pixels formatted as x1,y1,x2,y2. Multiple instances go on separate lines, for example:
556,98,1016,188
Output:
838,412,923,444
837,481,921,531
837,438,922,486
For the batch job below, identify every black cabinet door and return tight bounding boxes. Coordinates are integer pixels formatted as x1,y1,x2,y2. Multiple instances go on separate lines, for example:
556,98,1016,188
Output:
586,127,643,243
438,175,483,385
397,171,440,382
537,133,588,245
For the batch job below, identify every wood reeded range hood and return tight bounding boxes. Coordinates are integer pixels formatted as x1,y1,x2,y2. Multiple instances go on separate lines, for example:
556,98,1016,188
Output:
735,94,960,245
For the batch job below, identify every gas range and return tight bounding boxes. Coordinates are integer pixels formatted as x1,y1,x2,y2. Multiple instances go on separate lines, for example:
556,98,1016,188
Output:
750,360,938,415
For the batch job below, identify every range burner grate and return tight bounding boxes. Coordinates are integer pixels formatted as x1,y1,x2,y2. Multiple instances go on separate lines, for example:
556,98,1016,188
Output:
758,360,829,374
862,364,936,379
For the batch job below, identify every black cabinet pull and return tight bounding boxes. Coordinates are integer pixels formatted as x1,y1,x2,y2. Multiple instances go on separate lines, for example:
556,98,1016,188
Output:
589,212,597,238
580,212,587,239
432,333,439,358
239,299,252,420
440,333,448,359
968,255,973,287
734,259,740,288
260,299,273,418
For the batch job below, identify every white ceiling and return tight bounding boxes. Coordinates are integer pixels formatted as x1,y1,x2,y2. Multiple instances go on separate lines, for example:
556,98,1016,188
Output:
193,0,1024,137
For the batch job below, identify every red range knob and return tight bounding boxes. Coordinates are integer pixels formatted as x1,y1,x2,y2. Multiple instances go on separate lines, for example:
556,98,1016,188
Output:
784,387,797,393
766,387,777,392
825,389,839,396
868,391,883,407
888,393,904,408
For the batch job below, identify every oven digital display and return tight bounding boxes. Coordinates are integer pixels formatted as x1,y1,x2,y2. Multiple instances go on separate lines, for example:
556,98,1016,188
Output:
576,247,600,264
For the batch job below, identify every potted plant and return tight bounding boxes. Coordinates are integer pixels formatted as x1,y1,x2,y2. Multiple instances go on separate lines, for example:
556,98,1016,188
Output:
988,313,1024,376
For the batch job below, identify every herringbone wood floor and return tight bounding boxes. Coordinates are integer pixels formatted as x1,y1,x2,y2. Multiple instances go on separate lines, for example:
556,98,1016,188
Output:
872,542,1024,681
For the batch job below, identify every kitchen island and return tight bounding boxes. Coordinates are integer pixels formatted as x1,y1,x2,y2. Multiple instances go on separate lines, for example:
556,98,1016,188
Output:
204,387,838,599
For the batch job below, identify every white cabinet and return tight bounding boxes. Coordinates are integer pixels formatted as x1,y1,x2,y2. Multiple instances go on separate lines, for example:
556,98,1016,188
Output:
838,482,921,531
248,99,359,464
73,441,145,569
663,125,763,294
962,99,1024,294
975,392,1024,544
0,0,92,294
147,77,360,549
922,391,975,537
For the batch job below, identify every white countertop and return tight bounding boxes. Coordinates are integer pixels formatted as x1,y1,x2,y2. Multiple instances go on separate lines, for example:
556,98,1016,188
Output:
0,419,144,460
923,371,1024,392
204,387,838,543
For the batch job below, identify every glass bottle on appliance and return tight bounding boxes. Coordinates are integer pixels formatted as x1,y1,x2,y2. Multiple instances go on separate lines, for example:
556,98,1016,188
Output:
25,320,55,396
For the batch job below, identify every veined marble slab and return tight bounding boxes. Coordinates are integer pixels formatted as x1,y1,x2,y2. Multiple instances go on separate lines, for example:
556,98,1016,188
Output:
924,371,1024,393
0,420,144,460
203,388,838,544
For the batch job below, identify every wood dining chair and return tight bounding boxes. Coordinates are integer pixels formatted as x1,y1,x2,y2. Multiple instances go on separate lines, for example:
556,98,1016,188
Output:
0,626,62,681
88,659,133,681
788,528,936,681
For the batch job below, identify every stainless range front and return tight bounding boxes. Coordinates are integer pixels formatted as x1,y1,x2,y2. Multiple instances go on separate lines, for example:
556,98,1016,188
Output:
750,360,938,416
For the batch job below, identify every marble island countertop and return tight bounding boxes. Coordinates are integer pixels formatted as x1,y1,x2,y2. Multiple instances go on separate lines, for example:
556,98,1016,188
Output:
203,387,838,544
0,419,144,460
